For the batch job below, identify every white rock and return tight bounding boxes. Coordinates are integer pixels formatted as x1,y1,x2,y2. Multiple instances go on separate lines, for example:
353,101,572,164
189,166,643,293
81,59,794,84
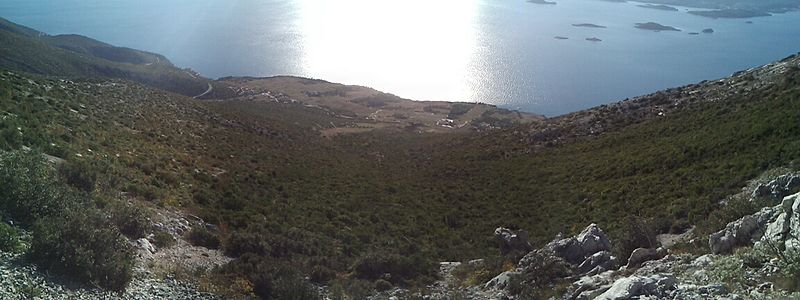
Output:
595,274,677,300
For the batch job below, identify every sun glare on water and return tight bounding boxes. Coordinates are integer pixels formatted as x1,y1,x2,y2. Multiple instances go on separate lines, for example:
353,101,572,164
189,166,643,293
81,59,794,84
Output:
296,0,480,102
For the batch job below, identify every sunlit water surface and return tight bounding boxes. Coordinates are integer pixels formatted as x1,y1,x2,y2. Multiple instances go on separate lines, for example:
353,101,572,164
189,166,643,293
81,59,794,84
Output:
2,0,800,116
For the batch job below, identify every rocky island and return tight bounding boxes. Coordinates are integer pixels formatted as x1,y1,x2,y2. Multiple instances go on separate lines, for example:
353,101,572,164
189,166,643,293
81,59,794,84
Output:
688,9,772,18
634,22,681,32
637,4,679,11
572,23,607,28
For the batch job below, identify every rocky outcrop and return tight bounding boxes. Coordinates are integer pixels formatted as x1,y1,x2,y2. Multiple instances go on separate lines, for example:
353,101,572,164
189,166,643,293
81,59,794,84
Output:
708,205,781,254
753,173,800,201
762,192,800,249
494,227,533,255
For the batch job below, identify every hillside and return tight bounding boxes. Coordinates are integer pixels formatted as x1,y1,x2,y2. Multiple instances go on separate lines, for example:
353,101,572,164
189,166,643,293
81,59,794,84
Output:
0,17,214,97
1,18,800,299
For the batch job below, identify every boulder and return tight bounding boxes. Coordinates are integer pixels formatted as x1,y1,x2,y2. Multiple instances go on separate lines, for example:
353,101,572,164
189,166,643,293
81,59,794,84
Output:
760,192,800,251
577,250,617,274
626,247,668,269
494,227,533,254
595,274,677,300
567,270,615,300
484,271,519,290
708,205,780,254
546,224,612,264
752,173,800,201
134,238,156,259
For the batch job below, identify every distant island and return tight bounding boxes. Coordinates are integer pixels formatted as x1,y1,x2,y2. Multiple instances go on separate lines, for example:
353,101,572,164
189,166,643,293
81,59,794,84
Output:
572,23,606,28
634,22,681,32
585,37,602,42
688,9,771,19
702,28,714,33
527,0,557,4
637,4,679,11
554,36,569,40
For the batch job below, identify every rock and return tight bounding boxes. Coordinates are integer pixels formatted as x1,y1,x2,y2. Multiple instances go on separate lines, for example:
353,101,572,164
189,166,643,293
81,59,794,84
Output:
577,250,617,274
494,227,533,254
595,274,677,300
484,271,519,290
691,254,715,268
626,247,667,269
708,205,780,254
762,193,796,243
753,173,800,201
546,224,612,264
134,238,156,259
568,271,615,300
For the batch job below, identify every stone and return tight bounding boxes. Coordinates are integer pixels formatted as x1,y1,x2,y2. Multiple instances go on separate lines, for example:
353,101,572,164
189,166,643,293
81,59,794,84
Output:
578,250,616,274
484,271,519,290
568,271,615,300
626,247,667,269
494,227,533,255
691,254,715,268
546,224,612,264
709,206,780,254
595,274,677,300
752,173,800,201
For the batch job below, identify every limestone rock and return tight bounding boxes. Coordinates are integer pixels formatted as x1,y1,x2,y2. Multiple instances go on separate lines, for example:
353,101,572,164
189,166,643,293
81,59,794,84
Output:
494,227,533,255
577,250,616,274
484,271,518,290
753,173,800,201
546,223,612,264
708,206,780,254
595,274,677,300
626,247,668,269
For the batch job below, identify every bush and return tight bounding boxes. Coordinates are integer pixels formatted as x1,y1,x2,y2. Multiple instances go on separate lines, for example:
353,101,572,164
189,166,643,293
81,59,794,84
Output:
351,251,438,285
507,250,573,297
0,222,22,253
28,209,134,291
221,254,320,300
152,230,176,249
309,265,337,283
187,226,221,249
0,151,78,226
58,159,97,193
223,230,270,257
110,202,150,239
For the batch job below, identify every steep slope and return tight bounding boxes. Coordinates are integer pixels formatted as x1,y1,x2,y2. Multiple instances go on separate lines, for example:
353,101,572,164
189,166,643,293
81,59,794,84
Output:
0,17,212,96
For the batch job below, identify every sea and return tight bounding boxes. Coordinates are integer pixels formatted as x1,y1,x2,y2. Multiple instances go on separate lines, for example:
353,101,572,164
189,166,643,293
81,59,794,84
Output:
2,0,800,116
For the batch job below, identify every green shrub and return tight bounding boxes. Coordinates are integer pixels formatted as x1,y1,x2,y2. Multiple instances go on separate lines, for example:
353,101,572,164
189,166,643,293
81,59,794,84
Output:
351,251,438,285
223,230,270,257
58,159,97,193
507,250,573,297
28,209,134,291
110,202,150,239
309,265,337,283
374,279,393,291
221,254,320,300
152,230,176,249
0,222,22,253
0,151,78,226
187,226,221,249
